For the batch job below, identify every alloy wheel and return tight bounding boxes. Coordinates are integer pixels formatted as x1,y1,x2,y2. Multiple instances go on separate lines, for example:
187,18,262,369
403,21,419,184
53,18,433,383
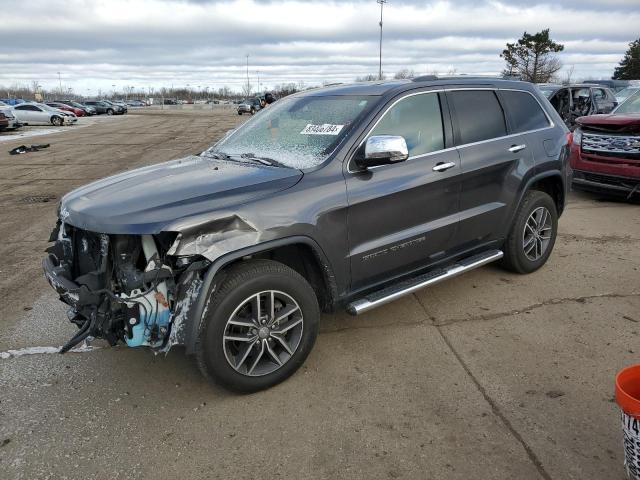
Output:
222,290,304,377
522,206,553,261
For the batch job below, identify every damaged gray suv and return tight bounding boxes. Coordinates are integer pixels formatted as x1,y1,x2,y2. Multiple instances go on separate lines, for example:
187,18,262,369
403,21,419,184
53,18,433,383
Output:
44,77,571,392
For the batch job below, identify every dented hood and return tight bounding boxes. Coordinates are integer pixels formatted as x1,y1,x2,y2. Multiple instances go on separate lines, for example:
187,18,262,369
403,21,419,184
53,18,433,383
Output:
60,155,303,234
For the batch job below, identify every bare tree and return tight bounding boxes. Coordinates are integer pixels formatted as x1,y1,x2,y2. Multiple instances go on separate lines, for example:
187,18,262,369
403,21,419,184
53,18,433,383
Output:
561,65,575,84
355,73,384,82
241,83,253,97
393,68,415,79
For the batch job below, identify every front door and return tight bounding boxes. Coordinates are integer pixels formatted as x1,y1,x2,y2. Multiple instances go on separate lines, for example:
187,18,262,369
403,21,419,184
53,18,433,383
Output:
345,91,461,291
14,104,41,124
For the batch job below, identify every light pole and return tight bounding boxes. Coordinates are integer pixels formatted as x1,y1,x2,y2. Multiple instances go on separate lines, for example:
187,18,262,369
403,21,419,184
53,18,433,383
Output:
256,70,260,94
246,54,250,95
377,0,387,80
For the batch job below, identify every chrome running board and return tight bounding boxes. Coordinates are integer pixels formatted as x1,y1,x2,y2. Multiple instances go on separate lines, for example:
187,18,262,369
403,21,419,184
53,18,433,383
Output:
347,250,503,315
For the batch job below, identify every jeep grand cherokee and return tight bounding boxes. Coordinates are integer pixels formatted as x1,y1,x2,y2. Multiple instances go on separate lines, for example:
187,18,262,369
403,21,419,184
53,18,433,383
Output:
43,77,571,392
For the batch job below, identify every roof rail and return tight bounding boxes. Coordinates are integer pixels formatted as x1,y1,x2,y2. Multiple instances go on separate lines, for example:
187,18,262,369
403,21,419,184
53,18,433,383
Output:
412,74,522,82
412,75,438,82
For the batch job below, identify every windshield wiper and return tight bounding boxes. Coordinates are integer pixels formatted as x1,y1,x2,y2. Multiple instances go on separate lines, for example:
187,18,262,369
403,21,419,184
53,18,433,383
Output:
203,150,286,168
201,149,228,160
239,153,286,168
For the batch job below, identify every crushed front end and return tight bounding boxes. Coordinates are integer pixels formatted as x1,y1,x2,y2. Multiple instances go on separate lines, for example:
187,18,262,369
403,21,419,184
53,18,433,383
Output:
43,219,207,353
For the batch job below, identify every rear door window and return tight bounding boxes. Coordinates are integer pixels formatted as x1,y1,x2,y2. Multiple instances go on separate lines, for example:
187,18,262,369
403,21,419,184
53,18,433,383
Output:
500,90,550,133
368,92,444,157
448,90,506,145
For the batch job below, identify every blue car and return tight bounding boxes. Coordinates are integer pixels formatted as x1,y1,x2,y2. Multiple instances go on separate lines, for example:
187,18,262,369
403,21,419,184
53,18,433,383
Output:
0,98,27,106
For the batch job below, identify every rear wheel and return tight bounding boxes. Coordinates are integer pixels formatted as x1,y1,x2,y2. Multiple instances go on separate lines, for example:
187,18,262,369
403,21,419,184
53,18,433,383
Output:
196,260,320,393
501,190,558,274
51,116,63,126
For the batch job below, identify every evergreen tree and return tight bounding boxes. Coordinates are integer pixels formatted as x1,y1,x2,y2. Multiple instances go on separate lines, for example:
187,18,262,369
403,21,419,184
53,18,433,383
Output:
501,29,564,83
613,38,640,80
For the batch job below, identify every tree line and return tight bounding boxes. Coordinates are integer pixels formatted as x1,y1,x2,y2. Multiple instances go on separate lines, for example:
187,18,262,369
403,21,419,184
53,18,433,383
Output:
356,31,640,84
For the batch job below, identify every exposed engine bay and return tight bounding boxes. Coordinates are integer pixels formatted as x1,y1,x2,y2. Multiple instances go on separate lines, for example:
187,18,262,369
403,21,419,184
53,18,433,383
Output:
43,220,207,353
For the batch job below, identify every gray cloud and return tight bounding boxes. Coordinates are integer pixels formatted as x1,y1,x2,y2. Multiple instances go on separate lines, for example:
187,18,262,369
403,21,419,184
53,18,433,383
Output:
2,0,637,94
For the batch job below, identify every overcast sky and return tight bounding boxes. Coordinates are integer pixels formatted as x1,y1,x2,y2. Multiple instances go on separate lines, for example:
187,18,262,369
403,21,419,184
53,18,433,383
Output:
2,0,638,96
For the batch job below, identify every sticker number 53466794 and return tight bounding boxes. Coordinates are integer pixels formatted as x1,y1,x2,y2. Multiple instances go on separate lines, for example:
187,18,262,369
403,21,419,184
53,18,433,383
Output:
300,124,344,135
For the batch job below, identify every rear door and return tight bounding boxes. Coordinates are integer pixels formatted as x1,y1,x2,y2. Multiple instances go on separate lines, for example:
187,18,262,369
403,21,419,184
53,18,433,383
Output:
447,89,534,249
345,91,461,290
33,106,52,124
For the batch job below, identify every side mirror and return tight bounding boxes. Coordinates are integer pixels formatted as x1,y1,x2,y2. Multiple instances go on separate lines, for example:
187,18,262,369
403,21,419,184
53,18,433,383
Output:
356,135,409,169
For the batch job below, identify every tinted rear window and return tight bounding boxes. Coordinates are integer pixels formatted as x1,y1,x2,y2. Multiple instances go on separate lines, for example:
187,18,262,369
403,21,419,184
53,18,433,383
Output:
449,90,506,145
500,90,550,133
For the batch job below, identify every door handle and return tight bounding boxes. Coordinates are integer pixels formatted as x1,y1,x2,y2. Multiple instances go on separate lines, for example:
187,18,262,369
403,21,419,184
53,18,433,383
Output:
508,144,527,153
432,161,456,172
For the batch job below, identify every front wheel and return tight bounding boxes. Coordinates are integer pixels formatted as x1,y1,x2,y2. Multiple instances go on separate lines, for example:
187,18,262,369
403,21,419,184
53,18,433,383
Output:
51,116,63,126
237,111,243,115
501,190,558,274
106,109,114,115
196,260,320,393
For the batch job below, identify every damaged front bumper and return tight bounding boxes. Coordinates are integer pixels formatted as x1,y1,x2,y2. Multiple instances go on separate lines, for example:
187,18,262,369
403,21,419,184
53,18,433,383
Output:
43,220,207,354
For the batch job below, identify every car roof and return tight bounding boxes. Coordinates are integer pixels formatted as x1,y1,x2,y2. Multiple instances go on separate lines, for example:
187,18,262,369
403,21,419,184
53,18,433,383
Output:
302,77,539,97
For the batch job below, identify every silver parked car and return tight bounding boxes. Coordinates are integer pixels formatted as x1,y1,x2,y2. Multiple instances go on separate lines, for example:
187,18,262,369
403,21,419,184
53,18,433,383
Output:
12,102,77,126
615,87,640,104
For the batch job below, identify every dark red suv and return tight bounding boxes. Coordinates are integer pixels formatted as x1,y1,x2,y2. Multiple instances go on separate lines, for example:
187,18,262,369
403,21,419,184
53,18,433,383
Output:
570,91,640,199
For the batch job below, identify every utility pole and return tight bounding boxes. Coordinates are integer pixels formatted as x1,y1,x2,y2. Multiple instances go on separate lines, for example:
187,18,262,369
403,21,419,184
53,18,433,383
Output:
57,71,62,92
256,70,260,94
377,0,387,80
246,54,250,95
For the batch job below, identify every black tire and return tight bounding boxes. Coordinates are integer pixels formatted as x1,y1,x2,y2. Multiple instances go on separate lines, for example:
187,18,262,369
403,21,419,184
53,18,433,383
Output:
501,190,558,274
196,259,320,393
106,108,114,115
51,116,63,126
237,111,243,115
250,107,255,115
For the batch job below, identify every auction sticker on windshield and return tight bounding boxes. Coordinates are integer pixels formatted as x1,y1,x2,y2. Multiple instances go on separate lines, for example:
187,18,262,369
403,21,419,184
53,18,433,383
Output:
300,124,345,135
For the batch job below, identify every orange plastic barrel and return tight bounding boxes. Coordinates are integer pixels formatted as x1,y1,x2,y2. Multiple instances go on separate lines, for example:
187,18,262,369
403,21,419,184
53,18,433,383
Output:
616,365,640,480
616,365,640,419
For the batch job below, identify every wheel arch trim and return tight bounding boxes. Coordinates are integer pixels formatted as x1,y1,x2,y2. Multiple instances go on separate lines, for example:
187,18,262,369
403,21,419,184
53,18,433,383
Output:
513,170,565,222
183,235,336,354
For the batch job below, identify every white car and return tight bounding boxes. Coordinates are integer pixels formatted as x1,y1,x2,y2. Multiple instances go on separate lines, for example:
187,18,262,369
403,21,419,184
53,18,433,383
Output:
12,102,77,126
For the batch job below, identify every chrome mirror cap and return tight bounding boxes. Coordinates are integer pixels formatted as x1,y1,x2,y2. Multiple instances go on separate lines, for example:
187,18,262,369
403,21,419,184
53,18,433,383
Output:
364,135,409,164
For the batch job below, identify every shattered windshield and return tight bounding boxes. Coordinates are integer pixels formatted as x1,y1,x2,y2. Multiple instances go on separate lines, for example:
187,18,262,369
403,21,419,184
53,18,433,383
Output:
207,94,373,169
614,91,640,114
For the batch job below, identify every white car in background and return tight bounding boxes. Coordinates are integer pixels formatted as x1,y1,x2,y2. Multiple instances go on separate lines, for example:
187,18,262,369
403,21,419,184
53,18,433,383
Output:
12,102,77,126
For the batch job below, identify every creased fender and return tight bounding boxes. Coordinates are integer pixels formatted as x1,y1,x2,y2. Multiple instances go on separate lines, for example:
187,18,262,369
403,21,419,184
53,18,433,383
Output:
183,235,337,354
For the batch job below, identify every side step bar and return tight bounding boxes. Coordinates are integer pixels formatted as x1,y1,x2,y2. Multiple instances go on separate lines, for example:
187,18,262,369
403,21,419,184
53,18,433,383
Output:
347,250,503,315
